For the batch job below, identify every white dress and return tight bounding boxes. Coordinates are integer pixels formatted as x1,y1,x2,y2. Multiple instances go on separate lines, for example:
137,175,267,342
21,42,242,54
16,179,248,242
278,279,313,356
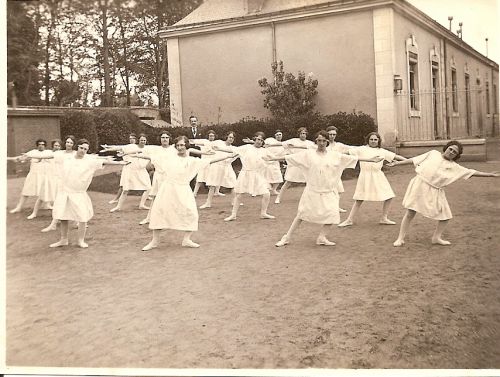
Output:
263,137,284,184
282,138,315,182
144,145,176,196
349,145,396,201
285,149,358,224
327,142,351,193
21,149,54,200
192,139,216,183
52,155,104,222
233,145,272,196
119,144,151,190
205,140,237,188
149,154,210,231
402,150,476,220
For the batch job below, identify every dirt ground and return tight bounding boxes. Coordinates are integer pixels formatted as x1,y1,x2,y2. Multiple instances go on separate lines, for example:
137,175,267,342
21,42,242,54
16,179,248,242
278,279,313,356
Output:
5,161,500,370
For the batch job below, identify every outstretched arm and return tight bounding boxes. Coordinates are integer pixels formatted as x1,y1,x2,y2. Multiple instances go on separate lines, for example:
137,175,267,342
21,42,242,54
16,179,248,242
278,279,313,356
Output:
127,153,151,160
386,158,414,167
212,145,234,154
209,154,238,164
472,171,500,178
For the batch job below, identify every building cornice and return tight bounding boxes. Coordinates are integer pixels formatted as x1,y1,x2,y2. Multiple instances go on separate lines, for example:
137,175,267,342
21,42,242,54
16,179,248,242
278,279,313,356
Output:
159,0,498,70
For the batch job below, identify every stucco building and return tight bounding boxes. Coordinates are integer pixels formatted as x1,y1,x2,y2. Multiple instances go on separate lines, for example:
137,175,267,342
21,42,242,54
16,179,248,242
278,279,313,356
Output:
160,0,498,149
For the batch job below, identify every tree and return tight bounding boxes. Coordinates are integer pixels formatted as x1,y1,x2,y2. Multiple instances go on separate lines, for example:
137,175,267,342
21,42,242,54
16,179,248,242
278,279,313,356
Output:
258,61,319,121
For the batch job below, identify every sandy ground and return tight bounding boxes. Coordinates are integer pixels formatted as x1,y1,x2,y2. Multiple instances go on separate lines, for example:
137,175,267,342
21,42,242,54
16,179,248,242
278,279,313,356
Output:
5,161,500,370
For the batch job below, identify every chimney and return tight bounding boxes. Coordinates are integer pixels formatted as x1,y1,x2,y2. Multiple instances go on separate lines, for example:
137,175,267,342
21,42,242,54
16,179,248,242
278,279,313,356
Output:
245,0,265,14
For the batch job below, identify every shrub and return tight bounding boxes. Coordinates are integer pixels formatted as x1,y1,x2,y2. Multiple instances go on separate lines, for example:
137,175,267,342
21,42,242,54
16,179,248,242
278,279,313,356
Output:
60,110,99,153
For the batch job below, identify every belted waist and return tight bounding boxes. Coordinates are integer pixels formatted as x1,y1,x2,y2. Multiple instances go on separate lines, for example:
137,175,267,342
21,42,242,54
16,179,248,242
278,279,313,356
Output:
416,174,443,190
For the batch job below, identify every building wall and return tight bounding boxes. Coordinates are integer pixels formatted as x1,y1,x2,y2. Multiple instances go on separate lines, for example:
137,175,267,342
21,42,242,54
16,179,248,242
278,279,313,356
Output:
275,10,377,118
392,11,499,142
177,25,274,125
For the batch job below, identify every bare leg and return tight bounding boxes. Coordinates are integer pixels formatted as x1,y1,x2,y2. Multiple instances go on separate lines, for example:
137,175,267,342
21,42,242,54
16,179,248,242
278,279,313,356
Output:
225,193,241,221
316,224,336,246
393,209,416,247
270,183,280,195
110,190,128,212
432,220,451,245
339,194,347,213
275,215,302,247
380,198,396,224
42,218,59,232
139,190,150,210
77,222,88,248
338,200,363,227
260,192,275,219
200,186,215,209
142,229,160,251
182,231,200,248
140,197,154,225
214,186,225,196
109,187,123,204
193,182,202,197
50,220,69,247
275,181,291,204
10,195,28,213
27,198,43,219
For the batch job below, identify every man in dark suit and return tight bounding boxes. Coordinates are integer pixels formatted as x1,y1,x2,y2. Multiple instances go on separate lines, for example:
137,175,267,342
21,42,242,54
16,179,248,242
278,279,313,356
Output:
189,115,200,139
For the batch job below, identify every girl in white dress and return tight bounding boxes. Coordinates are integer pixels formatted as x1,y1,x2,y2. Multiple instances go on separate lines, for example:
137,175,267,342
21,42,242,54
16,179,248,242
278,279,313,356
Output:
275,127,315,204
8,139,54,217
49,139,128,248
200,131,238,209
264,129,285,195
105,134,152,212
338,132,406,227
218,132,276,222
266,131,384,247
388,141,500,247
40,136,78,231
108,133,137,204
191,130,222,197
142,136,234,251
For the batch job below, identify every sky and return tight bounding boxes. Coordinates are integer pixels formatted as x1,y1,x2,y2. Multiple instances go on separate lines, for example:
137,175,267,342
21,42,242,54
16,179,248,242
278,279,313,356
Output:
407,0,499,63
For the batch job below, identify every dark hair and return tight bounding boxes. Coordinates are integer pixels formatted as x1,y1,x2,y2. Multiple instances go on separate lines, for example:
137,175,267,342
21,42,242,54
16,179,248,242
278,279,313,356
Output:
138,133,147,141
189,115,197,121
175,135,191,149
207,129,217,138
223,130,235,140
159,130,171,141
297,127,308,136
253,131,266,145
443,140,463,161
65,135,76,148
326,126,338,132
314,130,330,144
274,129,283,135
51,138,62,148
77,138,90,147
35,138,47,146
365,132,382,147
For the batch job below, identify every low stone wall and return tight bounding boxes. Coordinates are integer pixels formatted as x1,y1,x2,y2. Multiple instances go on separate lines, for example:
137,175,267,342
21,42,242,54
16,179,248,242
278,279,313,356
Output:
396,139,487,161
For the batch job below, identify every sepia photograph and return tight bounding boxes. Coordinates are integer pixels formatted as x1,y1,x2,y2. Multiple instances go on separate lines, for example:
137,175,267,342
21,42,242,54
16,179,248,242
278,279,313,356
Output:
3,0,500,375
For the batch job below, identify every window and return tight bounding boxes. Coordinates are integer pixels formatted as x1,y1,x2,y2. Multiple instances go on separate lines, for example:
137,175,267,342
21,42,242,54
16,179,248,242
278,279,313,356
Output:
406,35,420,116
494,84,498,114
451,68,458,113
486,81,490,115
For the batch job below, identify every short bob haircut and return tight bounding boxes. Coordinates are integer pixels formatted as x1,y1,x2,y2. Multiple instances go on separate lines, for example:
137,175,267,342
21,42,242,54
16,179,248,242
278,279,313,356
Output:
274,129,283,135
223,130,236,140
65,135,76,148
207,129,217,138
158,130,171,141
252,131,266,145
443,140,463,161
314,130,330,144
51,139,62,148
297,127,308,136
77,138,90,147
364,132,382,147
174,135,191,149
326,126,338,133
35,138,47,146
138,133,148,141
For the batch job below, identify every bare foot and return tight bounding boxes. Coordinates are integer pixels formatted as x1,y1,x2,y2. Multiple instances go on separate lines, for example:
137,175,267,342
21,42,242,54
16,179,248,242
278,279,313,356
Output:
338,219,353,227
77,241,89,248
339,208,347,213
109,207,120,213
432,238,451,246
27,213,37,220
182,239,200,248
393,239,405,247
9,208,21,214
41,225,57,233
275,235,289,247
142,241,158,251
139,205,150,210
50,240,69,248
379,218,396,225
316,237,336,246
224,215,237,222
139,218,149,225
199,203,211,209
274,197,281,204
260,213,275,219
108,199,118,204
